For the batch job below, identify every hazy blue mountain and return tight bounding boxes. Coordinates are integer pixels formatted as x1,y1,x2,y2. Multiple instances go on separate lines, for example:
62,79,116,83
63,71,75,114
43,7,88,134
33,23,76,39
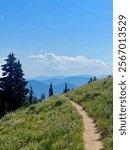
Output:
26,80,49,99
27,74,107,81
40,78,62,85
26,74,108,99
61,76,90,86
33,75,68,81
26,80,76,99
40,76,90,86
53,83,76,95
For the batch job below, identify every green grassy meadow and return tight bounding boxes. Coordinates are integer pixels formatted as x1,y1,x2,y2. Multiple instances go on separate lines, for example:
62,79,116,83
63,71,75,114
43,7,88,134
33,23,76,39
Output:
0,96,83,150
0,77,113,150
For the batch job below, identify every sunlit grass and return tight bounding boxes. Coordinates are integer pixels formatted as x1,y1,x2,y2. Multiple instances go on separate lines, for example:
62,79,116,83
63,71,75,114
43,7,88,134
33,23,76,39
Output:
66,77,113,150
0,77,112,150
0,95,83,150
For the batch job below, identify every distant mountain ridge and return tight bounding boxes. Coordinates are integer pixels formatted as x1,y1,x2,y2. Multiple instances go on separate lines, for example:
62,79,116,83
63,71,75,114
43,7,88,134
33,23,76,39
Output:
26,80,76,99
40,76,90,86
26,74,107,99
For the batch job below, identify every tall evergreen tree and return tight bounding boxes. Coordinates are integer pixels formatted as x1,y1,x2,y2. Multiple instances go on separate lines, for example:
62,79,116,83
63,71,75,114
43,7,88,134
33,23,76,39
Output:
49,82,53,97
88,76,93,83
28,86,34,104
93,76,97,81
63,83,69,93
0,90,6,117
0,53,28,114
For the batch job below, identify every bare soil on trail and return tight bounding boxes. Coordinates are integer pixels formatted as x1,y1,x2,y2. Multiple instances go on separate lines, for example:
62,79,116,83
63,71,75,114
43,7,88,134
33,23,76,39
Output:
70,101,103,150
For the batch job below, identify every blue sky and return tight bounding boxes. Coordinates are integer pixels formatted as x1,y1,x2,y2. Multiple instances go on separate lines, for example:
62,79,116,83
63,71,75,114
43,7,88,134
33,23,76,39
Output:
0,0,112,78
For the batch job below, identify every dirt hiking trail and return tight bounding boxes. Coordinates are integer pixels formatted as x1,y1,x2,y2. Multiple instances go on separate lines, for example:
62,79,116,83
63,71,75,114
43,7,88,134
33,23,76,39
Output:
70,100,103,150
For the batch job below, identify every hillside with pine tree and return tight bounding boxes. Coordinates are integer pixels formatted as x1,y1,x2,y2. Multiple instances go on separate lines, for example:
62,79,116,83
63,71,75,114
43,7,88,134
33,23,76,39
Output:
0,53,112,150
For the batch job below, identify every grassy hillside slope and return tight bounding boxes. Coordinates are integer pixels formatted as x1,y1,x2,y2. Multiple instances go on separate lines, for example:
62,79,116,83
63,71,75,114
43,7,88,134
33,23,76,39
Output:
0,96,83,150
0,77,112,150
66,77,113,150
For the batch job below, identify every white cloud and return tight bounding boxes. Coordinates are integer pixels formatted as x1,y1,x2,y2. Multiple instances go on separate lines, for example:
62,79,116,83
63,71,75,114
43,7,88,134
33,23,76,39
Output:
26,52,110,76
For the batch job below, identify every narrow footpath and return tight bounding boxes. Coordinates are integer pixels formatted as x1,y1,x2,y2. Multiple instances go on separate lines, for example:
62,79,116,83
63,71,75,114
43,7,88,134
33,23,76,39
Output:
70,100,103,150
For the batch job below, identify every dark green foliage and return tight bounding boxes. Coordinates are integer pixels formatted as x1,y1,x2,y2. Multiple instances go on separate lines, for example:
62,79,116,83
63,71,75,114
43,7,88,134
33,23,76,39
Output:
0,53,28,117
93,76,97,81
88,76,97,83
108,75,112,78
28,86,34,104
54,100,63,107
63,83,70,93
88,76,93,83
49,82,53,97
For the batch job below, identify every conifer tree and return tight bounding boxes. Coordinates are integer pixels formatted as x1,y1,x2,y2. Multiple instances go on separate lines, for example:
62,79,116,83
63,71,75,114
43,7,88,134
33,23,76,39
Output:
0,90,6,117
0,53,28,113
93,76,97,81
63,83,69,93
29,86,34,104
88,76,93,83
49,82,53,97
